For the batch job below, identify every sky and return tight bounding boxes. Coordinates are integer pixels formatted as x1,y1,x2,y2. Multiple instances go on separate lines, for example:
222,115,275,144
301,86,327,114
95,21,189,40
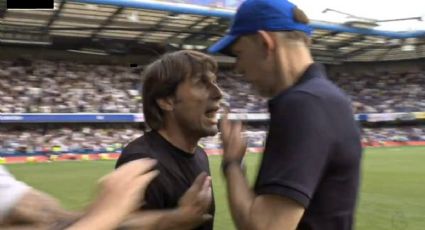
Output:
294,0,425,31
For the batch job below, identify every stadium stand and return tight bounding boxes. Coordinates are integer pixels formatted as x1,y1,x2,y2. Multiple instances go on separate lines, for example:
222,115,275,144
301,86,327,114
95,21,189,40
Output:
0,0,424,161
0,124,141,156
0,58,424,157
0,60,143,113
0,123,268,156
1,59,424,114
329,70,425,113
1,124,424,156
362,127,425,142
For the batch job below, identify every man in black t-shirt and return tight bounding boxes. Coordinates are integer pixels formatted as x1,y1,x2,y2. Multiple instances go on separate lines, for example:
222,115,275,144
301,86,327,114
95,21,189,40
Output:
116,50,222,230
208,0,363,229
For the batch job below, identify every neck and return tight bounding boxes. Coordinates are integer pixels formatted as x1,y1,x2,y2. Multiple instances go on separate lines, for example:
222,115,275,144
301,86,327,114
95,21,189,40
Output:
273,43,313,96
157,125,199,154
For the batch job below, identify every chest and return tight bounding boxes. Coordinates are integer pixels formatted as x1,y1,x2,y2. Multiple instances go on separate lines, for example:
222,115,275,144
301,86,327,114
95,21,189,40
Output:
157,155,209,203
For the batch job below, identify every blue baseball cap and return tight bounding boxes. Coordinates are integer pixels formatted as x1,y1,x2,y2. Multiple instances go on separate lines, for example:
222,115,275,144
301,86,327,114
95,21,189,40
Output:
208,0,313,54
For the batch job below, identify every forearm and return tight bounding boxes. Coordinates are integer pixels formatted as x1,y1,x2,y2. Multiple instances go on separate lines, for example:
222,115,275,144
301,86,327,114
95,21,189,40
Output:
0,225,48,229
3,209,80,230
1,189,79,226
66,210,123,230
118,209,207,230
224,163,256,230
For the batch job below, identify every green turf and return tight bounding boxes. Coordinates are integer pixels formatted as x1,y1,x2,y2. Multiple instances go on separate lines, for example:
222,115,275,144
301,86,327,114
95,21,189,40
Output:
6,146,425,230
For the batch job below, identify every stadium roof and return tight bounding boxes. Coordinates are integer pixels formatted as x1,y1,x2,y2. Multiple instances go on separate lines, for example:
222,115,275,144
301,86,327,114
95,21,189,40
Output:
1,0,424,64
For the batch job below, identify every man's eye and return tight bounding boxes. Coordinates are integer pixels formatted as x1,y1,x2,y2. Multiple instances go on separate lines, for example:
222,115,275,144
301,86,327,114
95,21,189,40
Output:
202,78,210,84
194,78,206,85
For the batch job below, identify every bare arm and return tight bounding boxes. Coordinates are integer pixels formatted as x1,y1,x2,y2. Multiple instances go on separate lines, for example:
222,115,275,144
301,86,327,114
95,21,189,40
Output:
220,111,305,230
224,164,304,230
67,159,159,230
117,172,213,230
0,189,79,227
223,163,255,230
1,160,211,230
117,210,209,230
2,204,208,230
1,159,158,230
251,195,304,230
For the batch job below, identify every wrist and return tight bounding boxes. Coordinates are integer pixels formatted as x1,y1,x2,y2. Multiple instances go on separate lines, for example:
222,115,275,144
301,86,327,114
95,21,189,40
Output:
167,207,199,229
67,211,121,230
87,204,127,228
221,158,244,176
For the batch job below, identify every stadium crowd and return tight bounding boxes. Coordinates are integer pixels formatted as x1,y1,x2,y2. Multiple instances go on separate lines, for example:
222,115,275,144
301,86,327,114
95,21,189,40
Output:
1,59,424,155
0,125,141,156
1,125,424,155
1,60,424,114
0,124,268,155
362,127,425,142
0,60,143,113
329,71,425,113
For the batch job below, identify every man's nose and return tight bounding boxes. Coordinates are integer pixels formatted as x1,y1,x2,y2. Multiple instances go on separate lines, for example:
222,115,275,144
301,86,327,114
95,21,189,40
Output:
210,83,223,101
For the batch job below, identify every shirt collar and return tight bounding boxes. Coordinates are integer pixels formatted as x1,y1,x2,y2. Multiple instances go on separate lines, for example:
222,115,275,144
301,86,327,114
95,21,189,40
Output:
151,131,196,158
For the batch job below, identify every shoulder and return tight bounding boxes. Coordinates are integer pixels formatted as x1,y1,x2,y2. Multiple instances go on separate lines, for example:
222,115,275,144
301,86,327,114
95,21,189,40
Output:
122,135,151,156
195,146,209,159
294,74,351,107
268,91,333,140
271,91,325,117
273,78,351,120
116,134,153,168
194,147,210,168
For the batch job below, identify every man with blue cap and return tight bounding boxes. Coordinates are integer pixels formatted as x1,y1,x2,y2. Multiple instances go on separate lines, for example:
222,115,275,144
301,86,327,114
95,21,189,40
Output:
210,0,363,229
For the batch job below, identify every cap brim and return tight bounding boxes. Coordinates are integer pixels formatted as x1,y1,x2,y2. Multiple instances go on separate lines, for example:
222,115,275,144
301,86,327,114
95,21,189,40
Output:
207,35,238,55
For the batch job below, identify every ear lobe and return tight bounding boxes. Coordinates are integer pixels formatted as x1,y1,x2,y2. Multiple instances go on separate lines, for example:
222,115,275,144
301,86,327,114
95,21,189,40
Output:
257,30,276,53
156,97,174,112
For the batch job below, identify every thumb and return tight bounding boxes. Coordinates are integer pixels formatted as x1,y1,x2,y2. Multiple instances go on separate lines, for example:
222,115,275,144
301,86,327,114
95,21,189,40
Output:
137,169,159,190
188,172,208,193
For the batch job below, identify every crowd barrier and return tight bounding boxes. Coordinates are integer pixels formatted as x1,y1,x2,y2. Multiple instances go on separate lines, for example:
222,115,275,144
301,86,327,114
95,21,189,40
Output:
1,144,424,164
0,153,121,164
1,112,424,123
362,141,425,147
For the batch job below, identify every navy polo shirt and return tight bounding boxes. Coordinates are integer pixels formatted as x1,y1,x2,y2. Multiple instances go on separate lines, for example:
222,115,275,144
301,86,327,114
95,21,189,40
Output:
254,63,362,230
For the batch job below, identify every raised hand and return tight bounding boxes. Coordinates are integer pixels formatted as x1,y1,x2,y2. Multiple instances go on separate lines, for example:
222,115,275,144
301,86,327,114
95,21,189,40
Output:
220,108,247,162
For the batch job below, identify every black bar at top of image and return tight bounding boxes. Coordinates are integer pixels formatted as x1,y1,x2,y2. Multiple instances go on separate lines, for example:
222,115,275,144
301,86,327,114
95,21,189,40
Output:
7,0,54,9
0,0,6,10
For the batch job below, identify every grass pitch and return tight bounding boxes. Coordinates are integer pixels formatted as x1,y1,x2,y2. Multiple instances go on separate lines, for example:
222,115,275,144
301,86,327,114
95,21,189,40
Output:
6,146,425,230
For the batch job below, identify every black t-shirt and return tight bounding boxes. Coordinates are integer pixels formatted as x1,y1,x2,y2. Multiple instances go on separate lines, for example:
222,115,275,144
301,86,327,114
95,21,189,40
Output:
254,63,362,230
115,131,215,230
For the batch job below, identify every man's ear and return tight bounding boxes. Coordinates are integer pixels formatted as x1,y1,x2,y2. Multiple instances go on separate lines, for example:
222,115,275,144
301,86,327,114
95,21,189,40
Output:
156,97,174,112
257,30,276,54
